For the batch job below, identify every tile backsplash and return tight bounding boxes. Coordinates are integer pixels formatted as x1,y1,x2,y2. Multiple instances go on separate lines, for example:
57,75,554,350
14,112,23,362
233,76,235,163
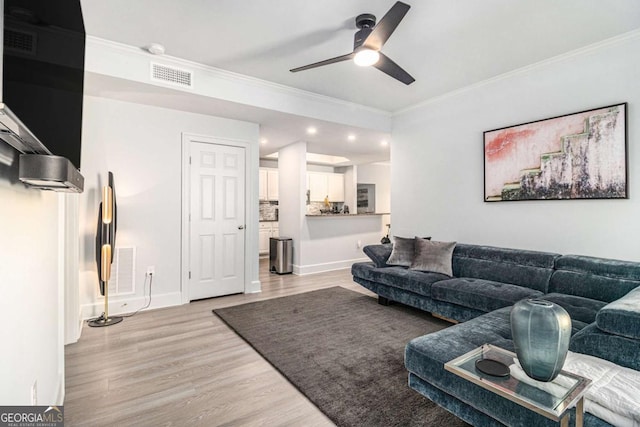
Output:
307,201,345,215
259,201,278,221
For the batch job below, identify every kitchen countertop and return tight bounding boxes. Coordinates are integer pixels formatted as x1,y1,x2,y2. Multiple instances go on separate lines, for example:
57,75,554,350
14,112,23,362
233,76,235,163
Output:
259,219,279,222
306,213,389,217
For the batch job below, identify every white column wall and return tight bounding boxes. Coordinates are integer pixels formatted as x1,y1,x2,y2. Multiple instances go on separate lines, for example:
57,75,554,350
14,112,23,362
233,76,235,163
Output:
277,142,307,267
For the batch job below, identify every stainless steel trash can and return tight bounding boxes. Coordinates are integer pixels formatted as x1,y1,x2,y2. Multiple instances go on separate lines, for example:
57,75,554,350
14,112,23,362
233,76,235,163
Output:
270,237,293,274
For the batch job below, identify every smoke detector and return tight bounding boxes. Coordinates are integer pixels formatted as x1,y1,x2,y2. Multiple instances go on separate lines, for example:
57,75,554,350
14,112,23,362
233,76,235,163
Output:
145,43,165,55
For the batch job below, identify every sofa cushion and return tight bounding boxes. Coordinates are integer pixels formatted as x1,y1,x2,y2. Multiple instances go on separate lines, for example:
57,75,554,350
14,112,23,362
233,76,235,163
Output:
362,244,393,268
351,262,449,297
596,287,640,339
550,255,640,302
431,278,543,313
387,236,415,266
570,323,640,372
452,244,559,292
410,239,456,276
406,307,515,377
405,308,567,427
541,293,607,335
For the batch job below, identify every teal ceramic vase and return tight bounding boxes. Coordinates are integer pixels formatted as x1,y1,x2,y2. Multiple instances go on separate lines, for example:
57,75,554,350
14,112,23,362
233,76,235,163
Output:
510,299,571,382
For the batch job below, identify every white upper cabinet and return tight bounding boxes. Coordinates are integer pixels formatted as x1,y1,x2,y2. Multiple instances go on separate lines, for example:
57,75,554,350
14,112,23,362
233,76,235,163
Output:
328,173,345,202
259,169,268,200
308,172,328,202
267,169,279,201
259,168,278,201
307,172,345,202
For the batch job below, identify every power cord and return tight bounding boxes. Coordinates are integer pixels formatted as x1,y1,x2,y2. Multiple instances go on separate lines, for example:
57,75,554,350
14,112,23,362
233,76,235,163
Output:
121,272,153,318
86,273,154,323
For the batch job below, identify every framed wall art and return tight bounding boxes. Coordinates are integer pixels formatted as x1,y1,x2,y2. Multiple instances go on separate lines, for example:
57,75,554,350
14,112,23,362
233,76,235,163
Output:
484,103,627,202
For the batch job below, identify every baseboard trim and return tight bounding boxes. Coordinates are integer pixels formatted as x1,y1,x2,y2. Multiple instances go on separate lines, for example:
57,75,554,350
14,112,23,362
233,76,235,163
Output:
246,280,262,294
293,258,368,276
73,308,83,343
80,291,183,320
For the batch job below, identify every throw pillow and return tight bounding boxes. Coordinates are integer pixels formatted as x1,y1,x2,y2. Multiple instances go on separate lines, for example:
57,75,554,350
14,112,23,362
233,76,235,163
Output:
363,244,393,268
410,239,456,276
596,287,640,339
386,236,416,267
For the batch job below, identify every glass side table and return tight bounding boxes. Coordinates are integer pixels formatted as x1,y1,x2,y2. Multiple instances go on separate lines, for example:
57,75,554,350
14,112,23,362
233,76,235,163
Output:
445,344,591,427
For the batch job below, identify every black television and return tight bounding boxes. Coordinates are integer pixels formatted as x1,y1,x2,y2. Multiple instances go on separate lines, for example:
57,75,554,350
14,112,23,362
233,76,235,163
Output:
2,0,86,169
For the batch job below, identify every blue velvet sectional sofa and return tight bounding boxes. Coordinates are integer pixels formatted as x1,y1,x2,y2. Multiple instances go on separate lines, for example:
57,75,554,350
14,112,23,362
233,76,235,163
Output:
351,243,640,427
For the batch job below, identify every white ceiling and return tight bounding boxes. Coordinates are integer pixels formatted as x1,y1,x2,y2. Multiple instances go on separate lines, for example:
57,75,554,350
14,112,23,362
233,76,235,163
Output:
80,0,640,160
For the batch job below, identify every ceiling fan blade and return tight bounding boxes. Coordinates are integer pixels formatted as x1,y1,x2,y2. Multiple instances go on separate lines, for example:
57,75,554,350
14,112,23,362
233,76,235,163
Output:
363,1,411,50
373,52,415,85
290,52,355,73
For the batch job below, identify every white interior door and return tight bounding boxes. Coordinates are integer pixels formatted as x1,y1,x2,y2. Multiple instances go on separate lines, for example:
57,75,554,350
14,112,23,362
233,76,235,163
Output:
189,141,245,300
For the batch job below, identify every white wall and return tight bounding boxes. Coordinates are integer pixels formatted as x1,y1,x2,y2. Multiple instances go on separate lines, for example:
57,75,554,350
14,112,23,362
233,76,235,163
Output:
357,162,391,235
337,165,357,213
392,33,640,261
357,163,391,214
63,194,81,345
0,158,64,405
80,96,260,318
259,159,278,169
300,215,384,274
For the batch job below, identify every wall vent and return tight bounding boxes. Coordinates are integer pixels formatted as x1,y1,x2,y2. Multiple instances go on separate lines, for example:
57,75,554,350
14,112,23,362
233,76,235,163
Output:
150,62,193,88
107,247,136,296
4,27,37,55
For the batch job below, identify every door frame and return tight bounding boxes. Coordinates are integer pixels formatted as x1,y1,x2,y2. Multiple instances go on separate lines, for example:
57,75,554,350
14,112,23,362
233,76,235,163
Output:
180,132,259,304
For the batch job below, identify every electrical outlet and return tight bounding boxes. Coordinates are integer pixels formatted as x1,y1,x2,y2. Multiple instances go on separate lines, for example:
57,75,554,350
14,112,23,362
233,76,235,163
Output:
147,266,155,276
31,380,37,405
357,240,362,249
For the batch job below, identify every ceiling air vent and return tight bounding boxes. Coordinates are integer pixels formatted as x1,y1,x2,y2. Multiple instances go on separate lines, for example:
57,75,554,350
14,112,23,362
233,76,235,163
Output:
150,62,193,88
4,27,37,55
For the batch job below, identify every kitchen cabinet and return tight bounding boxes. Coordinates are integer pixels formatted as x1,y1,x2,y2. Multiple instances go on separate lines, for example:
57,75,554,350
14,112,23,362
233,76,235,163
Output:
308,172,327,202
259,168,278,201
259,169,268,201
259,222,279,255
307,172,344,202
328,173,345,202
267,169,279,200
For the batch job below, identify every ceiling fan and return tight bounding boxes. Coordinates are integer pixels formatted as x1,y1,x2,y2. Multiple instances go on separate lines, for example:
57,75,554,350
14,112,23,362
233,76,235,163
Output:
290,1,415,85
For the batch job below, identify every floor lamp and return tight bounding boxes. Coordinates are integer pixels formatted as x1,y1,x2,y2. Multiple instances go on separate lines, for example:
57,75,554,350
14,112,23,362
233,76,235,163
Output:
88,172,122,327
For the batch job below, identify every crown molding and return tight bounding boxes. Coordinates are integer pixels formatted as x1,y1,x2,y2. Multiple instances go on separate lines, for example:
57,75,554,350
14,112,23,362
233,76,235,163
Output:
85,36,392,118
394,28,640,116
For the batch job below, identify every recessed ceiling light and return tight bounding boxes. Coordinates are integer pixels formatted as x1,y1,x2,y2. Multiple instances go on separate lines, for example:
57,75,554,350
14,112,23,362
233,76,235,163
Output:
145,43,166,55
306,127,317,135
381,140,389,147
347,134,356,141
260,138,268,145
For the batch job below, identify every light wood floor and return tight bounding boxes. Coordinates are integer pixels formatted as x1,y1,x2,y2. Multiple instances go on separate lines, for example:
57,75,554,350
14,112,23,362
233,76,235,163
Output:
65,260,375,426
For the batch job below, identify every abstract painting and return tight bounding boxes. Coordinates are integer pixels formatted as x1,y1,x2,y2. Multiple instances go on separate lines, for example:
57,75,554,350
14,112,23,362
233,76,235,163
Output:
484,103,627,202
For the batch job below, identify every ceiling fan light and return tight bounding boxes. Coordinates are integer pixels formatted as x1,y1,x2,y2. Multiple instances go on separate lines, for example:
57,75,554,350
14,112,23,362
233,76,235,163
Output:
354,49,380,67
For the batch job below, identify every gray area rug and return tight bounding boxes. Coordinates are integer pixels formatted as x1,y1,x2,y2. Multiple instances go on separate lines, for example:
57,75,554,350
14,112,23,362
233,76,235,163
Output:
213,286,468,427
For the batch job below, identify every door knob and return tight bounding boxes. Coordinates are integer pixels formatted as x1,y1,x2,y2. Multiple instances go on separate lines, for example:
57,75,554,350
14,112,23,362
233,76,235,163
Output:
238,225,245,230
